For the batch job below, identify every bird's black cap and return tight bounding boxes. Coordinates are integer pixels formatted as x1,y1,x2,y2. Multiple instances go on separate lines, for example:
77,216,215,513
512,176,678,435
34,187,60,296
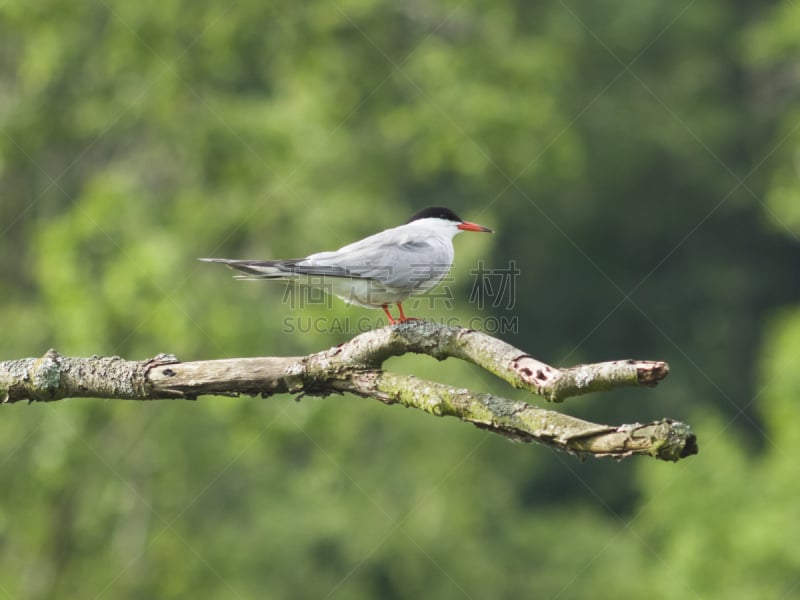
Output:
406,206,464,224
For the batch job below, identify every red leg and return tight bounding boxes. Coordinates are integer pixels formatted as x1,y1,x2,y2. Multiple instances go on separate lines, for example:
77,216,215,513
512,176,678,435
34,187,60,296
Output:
397,303,418,323
381,304,397,324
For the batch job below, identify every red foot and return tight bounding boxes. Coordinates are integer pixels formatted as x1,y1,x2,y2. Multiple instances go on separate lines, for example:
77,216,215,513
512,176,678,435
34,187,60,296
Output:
382,303,423,324
396,303,419,323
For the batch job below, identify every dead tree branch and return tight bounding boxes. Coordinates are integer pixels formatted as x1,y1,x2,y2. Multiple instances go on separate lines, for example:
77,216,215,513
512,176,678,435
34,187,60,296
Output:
0,321,697,461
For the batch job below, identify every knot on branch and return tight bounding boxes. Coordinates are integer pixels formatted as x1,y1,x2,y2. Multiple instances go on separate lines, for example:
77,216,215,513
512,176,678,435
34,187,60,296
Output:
511,355,558,394
1,349,68,403
33,349,65,399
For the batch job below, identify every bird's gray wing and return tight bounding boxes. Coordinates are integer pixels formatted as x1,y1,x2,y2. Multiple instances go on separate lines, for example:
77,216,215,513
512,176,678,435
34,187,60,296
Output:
300,233,450,289
200,225,451,287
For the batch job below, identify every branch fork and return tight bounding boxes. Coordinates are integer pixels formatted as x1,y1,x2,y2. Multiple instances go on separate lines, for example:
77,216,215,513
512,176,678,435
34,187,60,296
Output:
0,321,697,461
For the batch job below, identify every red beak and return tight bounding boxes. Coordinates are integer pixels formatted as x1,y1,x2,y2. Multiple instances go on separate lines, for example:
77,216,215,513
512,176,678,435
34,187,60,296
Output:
457,221,493,233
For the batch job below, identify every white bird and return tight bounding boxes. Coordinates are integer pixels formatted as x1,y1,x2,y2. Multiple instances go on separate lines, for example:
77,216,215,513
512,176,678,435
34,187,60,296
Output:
199,206,493,324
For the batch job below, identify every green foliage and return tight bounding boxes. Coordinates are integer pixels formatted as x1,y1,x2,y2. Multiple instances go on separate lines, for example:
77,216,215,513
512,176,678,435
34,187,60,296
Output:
623,308,800,598
1,0,799,597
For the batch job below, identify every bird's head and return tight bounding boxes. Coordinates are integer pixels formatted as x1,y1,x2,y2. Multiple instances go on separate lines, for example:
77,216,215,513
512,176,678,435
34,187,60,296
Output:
406,206,493,235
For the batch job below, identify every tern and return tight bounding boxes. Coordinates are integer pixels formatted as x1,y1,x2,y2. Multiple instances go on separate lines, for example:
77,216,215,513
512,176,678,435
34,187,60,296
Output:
199,206,493,324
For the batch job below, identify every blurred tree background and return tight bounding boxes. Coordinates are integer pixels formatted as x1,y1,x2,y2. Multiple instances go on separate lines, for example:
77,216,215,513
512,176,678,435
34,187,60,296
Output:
1,0,799,597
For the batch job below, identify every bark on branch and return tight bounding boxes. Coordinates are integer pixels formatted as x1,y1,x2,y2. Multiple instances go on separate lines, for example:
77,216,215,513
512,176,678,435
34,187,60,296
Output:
0,321,697,461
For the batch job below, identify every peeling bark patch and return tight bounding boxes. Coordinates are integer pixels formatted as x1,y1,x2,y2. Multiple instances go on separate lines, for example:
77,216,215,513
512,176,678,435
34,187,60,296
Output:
637,361,670,386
